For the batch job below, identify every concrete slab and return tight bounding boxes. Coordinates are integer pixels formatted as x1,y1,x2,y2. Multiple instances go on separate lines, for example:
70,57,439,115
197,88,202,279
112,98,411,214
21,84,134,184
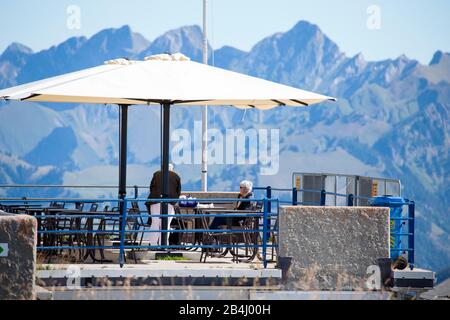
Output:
47,286,274,300
35,286,53,300
36,261,281,279
44,286,393,300
250,290,393,300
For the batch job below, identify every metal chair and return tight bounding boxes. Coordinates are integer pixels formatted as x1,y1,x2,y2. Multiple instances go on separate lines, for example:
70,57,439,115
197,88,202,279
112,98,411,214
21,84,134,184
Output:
80,203,99,262
199,211,238,263
96,205,121,261
229,215,261,263
175,206,200,250
126,201,150,263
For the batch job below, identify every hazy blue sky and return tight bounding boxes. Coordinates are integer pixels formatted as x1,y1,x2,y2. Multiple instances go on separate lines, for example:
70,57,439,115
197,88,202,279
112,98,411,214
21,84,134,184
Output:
1,0,449,64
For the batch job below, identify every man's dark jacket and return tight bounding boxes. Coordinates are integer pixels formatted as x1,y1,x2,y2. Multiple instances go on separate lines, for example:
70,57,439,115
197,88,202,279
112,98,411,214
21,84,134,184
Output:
146,170,181,205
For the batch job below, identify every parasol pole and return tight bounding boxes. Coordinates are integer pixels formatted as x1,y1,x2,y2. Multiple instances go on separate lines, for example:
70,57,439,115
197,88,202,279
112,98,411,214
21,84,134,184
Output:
201,0,208,191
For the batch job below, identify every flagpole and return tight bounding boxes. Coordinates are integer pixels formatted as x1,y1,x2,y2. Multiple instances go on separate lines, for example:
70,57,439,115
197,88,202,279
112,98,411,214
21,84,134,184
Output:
201,0,208,192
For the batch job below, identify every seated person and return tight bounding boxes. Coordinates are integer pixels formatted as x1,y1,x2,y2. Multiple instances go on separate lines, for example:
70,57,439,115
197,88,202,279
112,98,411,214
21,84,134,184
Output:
209,180,253,229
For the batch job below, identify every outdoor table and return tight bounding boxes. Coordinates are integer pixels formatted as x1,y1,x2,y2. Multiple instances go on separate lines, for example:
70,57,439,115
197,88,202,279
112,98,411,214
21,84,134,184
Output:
194,206,228,244
24,207,46,213
0,204,42,213
10,205,42,212
200,209,257,228
173,206,228,249
195,208,261,261
175,206,198,247
194,206,228,225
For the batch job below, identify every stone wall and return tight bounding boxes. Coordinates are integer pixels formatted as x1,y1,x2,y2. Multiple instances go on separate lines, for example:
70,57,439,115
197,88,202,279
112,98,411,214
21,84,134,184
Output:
278,206,390,290
0,214,37,300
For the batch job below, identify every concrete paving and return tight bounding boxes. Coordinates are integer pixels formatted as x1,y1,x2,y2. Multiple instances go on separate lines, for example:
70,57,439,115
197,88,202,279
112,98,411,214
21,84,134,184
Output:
250,290,393,300
36,256,394,300
48,286,264,300
37,259,280,279
42,286,394,300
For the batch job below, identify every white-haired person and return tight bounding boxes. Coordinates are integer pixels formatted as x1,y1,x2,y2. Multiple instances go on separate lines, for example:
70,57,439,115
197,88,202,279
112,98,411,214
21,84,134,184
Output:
209,180,254,229
145,163,181,246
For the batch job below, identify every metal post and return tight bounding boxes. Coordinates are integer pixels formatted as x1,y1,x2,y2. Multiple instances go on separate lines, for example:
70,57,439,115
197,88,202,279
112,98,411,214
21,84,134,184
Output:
266,186,272,242
118,104,128,267
262,198,269,268
119,197,128,268
266,186,272,212
201,0,208,191
355,176,360,206
347,194,354,207
134,185,138,199
202,0,208,66
201,110,208,191
161,102,171,247
320,189,326,206
408,201,415,269
118,104,128,201
334,176,338,206
292,187,298,206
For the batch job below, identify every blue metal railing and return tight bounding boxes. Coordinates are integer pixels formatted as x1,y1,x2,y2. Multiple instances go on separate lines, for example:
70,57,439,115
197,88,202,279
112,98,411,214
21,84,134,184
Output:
0,197,279,268
253,186,415,267
0,183,416,268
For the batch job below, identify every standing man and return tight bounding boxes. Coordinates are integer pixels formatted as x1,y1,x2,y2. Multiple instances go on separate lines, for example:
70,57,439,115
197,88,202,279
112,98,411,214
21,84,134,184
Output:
145,163,181,246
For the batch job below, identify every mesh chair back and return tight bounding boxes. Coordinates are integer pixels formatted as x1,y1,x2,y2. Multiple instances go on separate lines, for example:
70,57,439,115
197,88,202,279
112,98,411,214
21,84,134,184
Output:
50,201,65,209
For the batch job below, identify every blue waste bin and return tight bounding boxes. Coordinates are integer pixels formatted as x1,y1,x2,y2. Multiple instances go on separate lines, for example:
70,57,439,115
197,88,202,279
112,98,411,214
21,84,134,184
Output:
370,196,407,261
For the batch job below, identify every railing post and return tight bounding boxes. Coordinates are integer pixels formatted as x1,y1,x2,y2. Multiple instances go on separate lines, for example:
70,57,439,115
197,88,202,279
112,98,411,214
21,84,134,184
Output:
119,197,128,268
262,198,269,268
134,185,138,199
160,102,171,247
408,201,415,269
266,186,272,212
292,188,298,206
320,189,326,206
266,186,272,242
118,104,128,201
347,194,354,207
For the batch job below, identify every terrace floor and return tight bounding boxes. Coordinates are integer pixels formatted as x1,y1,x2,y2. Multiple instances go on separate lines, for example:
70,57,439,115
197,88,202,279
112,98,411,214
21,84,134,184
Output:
36,248,280,288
